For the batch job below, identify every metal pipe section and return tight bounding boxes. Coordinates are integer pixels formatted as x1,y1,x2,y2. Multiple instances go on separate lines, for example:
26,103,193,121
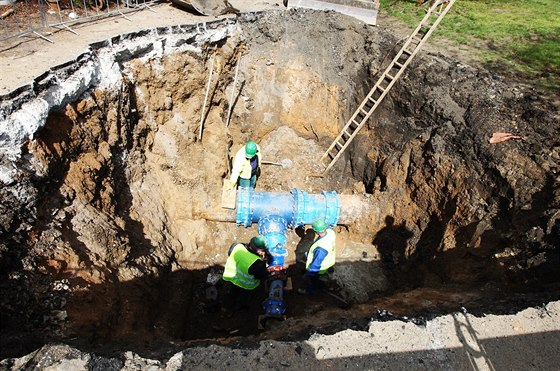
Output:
338,194,380,225
236,188,341,228
258,215,288,318
194,193,377,226
258,215,288,259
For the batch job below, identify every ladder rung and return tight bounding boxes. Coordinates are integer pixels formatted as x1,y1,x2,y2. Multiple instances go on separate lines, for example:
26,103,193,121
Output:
321,0,456,175
398,55,409,62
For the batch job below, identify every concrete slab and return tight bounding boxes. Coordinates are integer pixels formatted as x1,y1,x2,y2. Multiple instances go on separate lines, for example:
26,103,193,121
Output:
286,0,379,25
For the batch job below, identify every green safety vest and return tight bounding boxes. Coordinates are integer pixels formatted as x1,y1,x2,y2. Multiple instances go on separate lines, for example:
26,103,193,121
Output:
222,244,261,290
306,229,336,274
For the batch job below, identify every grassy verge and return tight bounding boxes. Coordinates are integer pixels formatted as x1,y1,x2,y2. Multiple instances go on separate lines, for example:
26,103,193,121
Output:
379,0,560,93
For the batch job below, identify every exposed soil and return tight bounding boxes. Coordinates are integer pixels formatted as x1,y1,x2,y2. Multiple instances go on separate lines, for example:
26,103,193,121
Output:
0,2,559,368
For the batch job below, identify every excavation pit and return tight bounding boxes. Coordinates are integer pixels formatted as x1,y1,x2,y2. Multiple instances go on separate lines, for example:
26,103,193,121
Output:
0,9,559,359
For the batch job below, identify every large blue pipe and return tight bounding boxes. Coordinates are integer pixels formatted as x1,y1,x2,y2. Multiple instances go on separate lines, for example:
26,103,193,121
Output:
236,188,341,319
236,188,341,228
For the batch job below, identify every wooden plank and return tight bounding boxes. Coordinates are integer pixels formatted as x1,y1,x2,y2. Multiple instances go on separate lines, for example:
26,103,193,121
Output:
221,179,237,209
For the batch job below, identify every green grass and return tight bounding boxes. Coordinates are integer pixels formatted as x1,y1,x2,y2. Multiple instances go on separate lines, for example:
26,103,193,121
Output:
379,0,560,92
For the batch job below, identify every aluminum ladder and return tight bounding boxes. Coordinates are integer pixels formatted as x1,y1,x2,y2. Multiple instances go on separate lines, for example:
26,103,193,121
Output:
320,0,457,174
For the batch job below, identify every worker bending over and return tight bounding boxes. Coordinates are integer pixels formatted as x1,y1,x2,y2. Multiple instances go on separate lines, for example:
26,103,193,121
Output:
229,141,262,189
299,219,337,295
222,235,270,314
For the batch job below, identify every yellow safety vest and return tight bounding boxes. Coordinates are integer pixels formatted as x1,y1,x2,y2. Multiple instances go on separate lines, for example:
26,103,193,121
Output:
230,144,262,182
223,244,261,290
306,229,336,274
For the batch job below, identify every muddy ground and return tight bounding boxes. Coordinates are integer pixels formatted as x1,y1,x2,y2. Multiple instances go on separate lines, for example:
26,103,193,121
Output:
0,1,559,368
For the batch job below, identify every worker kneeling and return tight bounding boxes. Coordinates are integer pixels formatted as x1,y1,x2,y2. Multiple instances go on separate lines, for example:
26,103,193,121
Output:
299,219,337,295
229,141,262,189
222,235,270,315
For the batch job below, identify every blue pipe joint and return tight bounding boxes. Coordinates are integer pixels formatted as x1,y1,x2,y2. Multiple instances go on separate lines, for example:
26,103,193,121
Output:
293,189,340,228
263,279,287,318
236,189,295,227
251,192,294,225
321,190,341,227
258,215,288,267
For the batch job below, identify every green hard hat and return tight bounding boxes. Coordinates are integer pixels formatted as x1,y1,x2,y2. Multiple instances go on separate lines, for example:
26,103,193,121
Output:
312,219,327,233
250,235,267,251
245,141,257,158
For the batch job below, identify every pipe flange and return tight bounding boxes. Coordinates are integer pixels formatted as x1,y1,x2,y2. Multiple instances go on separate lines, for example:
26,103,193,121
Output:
258,214,288,234
291,189,299,228
293,188,307,228
322,190,340,226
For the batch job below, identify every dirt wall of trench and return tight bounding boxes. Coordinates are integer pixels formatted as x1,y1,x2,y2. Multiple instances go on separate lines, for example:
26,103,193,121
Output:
0,9,559,359
345,52,560,290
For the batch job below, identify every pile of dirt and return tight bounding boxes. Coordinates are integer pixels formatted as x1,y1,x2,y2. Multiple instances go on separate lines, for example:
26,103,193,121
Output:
0,7,559,365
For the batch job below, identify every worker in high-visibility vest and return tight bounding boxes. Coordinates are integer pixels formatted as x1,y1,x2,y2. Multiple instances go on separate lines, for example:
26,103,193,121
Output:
228,141,262,189
299,219,336,295
222,235,269,314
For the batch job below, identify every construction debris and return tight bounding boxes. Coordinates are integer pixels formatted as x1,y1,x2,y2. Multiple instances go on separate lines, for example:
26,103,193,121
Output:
1,8,14,19
285,0,380,25
488,132,526,144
